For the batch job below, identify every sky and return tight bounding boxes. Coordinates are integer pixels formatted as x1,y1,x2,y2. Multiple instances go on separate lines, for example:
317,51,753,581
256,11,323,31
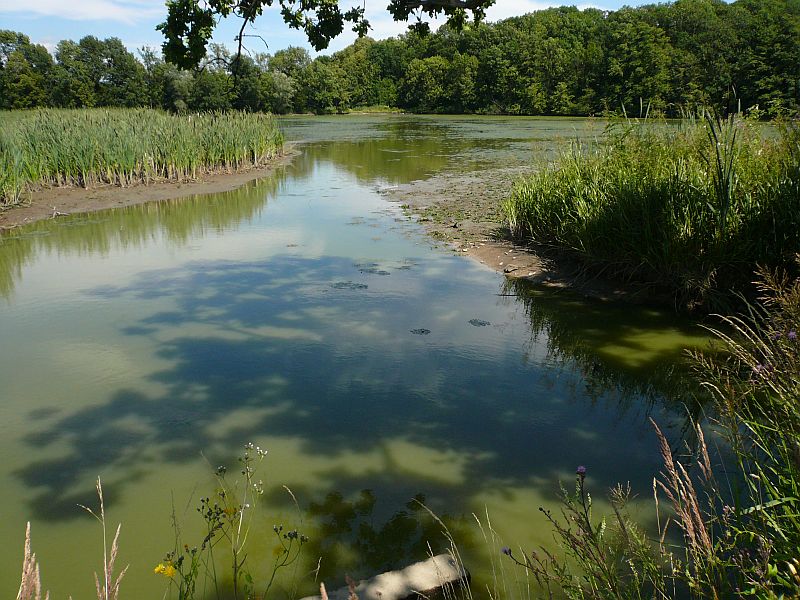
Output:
0,0,648,58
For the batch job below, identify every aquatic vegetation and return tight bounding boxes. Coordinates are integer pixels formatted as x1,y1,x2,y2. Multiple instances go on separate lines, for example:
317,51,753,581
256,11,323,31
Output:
0,108,284,205
15,447,310,600
504,114,800,311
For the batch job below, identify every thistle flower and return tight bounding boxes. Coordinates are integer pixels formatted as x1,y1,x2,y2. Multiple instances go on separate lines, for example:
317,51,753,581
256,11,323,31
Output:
576,465,587,477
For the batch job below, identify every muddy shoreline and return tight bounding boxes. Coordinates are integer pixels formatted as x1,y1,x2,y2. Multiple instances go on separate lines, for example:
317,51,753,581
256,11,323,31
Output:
384,167,667,305
0,149,298,232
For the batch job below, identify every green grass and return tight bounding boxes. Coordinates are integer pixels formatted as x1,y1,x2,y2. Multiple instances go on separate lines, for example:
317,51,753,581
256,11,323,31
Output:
0,108,284,205
503,115,800,311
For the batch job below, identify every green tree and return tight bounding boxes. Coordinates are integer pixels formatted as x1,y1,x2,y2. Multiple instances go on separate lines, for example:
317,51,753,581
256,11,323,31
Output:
400,56,450,112
447,52,479,112
51,40,96,107
58,36,147,107
99,37,147,106
269,46,311,79
157,0,493,70
0,30,53,108
1,50,46,108
653,0,738,111
190,69,233,110
731,0,800,115
259,70,295,114
162,64,194,112
231,55,263,110
333,37,380,107
604,10,672,113
297,58,349,114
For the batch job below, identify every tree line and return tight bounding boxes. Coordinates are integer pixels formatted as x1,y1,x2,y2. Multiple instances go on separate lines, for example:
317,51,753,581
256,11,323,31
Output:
1,0,798,117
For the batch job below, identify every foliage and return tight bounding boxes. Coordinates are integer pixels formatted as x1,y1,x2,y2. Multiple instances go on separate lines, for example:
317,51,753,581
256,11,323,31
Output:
156,0,492,72
502,472,670,599
503,114,800,311
4,0,800,116
0,108,283,205
500,263,800,598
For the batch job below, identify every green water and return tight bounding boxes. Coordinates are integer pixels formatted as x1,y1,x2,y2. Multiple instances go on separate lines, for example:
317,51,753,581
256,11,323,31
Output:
0,115,710,599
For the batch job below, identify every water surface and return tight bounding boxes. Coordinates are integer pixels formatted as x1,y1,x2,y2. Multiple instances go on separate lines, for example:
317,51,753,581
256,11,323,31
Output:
0,115,710,599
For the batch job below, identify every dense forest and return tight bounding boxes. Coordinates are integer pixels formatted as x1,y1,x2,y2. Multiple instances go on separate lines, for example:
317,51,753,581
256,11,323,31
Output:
1,0,798,117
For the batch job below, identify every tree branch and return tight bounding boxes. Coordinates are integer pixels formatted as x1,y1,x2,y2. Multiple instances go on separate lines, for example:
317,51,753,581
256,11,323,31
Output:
405,0,483,9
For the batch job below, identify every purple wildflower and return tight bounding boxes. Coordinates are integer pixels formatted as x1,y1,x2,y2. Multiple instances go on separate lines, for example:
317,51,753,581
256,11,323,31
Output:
772,332,782,341
789,330,797,341
576,465,587,477
752,363,775,380
501,546,512,557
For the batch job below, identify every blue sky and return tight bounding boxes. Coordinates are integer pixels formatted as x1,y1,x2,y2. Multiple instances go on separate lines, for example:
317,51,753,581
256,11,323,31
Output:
1,0,646,58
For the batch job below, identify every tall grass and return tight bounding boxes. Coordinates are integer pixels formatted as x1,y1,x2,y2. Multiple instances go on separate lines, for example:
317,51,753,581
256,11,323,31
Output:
503,115,800,311
0,109,284,205
18,479,125,600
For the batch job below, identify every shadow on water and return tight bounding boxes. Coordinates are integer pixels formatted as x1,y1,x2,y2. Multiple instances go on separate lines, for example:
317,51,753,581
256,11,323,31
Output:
16,253,708,523
503,277,712,407
2,116,714,595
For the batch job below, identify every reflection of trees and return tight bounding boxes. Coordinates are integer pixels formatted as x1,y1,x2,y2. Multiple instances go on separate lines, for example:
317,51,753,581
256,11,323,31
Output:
303,136,452,185
286,118,460,185
503,277,709,420
280,115,587,186
0,172,286,298
302,490,473,582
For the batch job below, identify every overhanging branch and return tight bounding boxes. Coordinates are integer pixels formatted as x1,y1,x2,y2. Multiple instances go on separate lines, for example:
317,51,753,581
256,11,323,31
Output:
405,0,484,9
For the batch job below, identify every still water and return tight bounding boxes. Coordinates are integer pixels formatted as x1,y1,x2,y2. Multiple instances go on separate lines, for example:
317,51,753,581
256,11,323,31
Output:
0,116,709,599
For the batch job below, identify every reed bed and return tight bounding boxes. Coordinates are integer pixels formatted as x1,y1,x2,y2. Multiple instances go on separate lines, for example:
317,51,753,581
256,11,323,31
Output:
0,109,284,205
503,116,800,310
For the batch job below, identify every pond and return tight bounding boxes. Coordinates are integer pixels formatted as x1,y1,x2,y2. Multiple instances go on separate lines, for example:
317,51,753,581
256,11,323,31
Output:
0,115,711,599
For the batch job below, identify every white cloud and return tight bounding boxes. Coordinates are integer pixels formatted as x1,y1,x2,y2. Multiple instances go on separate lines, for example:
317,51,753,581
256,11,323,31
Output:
486,0,564,21
0,0,163,24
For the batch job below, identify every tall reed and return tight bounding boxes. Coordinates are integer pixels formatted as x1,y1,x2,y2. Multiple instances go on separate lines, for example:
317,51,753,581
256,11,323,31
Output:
0,109,284,205
503,115,800,310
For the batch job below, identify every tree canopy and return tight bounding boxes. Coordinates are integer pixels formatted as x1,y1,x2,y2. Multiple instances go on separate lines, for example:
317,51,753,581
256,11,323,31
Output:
2,0,798,117
157,0,496,70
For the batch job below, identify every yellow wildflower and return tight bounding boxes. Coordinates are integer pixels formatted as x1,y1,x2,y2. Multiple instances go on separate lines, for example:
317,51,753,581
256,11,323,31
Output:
154,562,177,577
163,564,177,578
